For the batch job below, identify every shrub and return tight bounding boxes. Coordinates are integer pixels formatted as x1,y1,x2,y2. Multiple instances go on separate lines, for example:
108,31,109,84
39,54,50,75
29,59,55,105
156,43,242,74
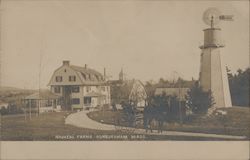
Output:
186,82,215,115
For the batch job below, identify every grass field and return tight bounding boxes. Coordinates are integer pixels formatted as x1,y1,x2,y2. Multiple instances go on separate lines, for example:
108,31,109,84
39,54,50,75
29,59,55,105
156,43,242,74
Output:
2,111,218,141
1,107,249,140
0,112,119,141
87,107,250,138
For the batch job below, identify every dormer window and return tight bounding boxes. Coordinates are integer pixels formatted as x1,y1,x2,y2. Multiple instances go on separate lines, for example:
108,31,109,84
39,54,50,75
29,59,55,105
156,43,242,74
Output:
55,76,62,82
81,73,86,80
69,75,76,82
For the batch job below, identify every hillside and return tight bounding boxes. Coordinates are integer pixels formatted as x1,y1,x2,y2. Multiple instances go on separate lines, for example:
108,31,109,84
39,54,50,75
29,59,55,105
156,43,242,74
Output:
0,86,36,103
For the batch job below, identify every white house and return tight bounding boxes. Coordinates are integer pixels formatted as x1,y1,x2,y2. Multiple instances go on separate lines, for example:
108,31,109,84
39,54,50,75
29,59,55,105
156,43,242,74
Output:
48,61,110,110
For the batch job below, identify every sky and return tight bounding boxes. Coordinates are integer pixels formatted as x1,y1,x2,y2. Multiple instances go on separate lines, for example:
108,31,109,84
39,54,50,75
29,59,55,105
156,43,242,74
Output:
1,0,249,89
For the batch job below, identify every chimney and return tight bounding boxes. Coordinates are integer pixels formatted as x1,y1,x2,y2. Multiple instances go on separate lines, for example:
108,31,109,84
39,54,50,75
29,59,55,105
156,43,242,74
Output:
104,68,106,81
85,64,87,69
63,60,70,66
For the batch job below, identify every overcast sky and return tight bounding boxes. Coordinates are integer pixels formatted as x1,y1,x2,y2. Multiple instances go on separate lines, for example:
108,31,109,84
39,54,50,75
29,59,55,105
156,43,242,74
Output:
1,0,249,89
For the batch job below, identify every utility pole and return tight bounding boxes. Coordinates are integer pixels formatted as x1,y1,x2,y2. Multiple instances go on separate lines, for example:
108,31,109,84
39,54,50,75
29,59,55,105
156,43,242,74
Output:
173,71,183,124
24,100,27,121
29,99,31,120
178,78,182,125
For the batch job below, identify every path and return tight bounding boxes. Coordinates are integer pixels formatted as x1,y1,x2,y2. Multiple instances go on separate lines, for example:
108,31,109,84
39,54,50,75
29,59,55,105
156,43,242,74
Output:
65,111,247,140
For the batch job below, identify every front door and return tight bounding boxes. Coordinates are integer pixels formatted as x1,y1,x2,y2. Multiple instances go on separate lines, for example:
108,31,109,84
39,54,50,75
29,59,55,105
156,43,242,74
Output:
84,97,91,107
62,86,72,110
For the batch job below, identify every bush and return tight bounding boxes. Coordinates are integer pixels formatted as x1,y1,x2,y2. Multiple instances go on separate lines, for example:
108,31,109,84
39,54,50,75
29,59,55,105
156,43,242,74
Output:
0,108,8,115
186,82,215,115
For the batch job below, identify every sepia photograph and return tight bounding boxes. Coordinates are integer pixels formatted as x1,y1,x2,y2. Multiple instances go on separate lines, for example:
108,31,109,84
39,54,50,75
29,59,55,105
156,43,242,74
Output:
0,0,249,159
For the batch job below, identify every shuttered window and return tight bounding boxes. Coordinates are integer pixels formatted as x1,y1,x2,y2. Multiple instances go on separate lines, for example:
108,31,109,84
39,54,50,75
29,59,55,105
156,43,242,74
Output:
55,76,62,82
69,76,76,82
72,86,80,93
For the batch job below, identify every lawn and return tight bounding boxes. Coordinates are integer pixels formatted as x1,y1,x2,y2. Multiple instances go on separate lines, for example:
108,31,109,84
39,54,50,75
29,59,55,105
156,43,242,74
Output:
1,107,249,141
0,112,120,141
87,107,250,138
2,111,213,141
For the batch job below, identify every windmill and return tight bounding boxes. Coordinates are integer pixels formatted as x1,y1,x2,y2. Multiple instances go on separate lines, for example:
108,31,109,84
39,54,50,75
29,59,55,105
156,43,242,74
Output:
199,8,233,108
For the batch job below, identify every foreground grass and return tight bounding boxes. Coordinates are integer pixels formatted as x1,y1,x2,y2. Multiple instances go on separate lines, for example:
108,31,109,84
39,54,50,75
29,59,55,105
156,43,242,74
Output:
1,107,249,141
87,107,250,138
0,112,120,141
2,111,217,141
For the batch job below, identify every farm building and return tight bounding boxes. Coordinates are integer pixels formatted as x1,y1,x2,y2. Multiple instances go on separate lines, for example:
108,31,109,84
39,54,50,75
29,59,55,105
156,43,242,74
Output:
48,61,110,110
108,69,147,110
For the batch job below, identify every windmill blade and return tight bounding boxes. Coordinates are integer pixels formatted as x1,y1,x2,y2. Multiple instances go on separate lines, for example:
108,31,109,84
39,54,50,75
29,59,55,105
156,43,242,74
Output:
219,15,234,21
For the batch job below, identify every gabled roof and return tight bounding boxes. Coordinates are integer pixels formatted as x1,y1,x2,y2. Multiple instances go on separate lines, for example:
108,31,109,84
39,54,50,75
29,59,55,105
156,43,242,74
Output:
110,79,147,103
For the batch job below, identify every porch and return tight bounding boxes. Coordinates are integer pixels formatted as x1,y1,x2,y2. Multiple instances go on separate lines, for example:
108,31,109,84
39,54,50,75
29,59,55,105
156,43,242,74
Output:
83,92,106,109
24,90,61,113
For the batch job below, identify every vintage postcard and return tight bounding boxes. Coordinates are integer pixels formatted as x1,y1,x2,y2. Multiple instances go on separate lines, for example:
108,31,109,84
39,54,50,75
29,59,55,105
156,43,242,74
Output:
0,0,249,159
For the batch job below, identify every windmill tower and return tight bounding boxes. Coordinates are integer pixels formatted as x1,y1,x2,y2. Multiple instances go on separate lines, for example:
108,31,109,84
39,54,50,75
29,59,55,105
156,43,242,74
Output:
199,8,233,108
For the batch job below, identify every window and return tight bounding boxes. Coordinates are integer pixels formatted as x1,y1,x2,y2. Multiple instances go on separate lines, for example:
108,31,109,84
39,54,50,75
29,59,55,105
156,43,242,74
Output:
84,97,91,105
72,86,80,93
55,76,62,82
46,100,53,107
81,73,86,80
54,86,61,93
69,76,76,82
71,98,80,104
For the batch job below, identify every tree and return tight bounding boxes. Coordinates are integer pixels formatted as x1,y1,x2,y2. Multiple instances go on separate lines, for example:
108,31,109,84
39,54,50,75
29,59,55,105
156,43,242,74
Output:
144,81,157,104
147,92,185,121
186,82,215,115
228,67,249,107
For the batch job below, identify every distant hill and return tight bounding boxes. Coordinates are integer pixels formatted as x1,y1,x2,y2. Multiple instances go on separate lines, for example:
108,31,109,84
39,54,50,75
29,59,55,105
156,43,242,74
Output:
0,86,36,103
0,86,34,92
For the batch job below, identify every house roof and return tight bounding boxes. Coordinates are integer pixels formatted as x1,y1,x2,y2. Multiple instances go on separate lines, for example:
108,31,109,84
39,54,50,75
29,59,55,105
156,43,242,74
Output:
48,62,108,86
25,90,61,100
110,80,136,97
110,80,147,103
155,87,189,101
0,100,8,105
71,65,106,85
